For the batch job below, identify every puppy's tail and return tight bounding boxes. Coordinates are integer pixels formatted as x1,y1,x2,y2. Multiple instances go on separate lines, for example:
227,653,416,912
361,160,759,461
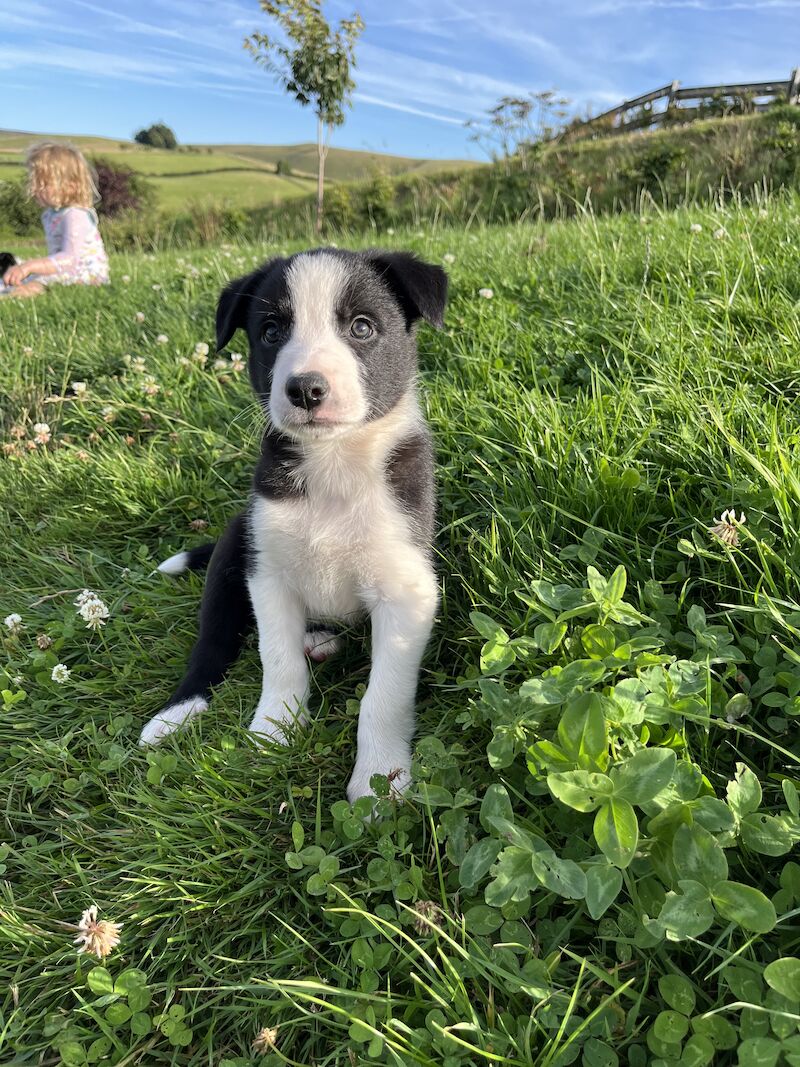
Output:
157,542,216,575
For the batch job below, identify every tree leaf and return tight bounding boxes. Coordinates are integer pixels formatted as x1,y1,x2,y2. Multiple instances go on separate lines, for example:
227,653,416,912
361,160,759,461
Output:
584,864,623,919
673,824,728,887
611,747,676,805
710,880,777,934
594,798,638,868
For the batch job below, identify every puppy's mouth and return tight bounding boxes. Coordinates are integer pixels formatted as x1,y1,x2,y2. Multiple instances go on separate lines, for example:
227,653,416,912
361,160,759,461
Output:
277,411,358,438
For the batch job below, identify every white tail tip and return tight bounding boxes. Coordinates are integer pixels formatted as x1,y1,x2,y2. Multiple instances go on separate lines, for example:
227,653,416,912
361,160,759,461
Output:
157,550,190,575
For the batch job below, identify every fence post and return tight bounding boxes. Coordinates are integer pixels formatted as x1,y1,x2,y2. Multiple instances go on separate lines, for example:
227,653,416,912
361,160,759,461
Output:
788,68,800,104
667,80,680,106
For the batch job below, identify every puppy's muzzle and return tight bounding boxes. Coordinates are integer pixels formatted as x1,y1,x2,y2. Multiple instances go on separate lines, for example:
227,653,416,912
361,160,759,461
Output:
286,372,330,410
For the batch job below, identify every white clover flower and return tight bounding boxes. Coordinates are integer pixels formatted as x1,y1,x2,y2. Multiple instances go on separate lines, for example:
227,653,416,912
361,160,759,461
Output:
51,663,71,683
22,345,33,355
134,311,145,323
709,509,746,547
141,376,160,396
252,1027,279,1054
101,406,115,422
33,422,51,444
478,288,494,299
758,208,768,220
75,589,98,607
213,358,228,370
194,342,210,357
71,381,88,397
230,352,245,372
79,596,110,630
74,905,122,959
4,613,23,635
121,274,131,283
152,283,162,291
443,253,455,264
386,227,395,236
713,227,727,240
192,350,208,365
131,356,146,373
178,356,191,367
155,334,168,345
689,223,703,234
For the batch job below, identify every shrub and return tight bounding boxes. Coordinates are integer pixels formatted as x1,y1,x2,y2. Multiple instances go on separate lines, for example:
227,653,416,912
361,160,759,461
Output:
133,123,178,150
91,158,155,219
275,159,292,176
0,178,41,236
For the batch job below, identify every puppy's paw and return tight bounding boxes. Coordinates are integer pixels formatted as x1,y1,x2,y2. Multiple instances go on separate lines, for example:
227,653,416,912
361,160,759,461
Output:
346,755,411,803
248,696,307,745
139,697,208,746
303,629,341,662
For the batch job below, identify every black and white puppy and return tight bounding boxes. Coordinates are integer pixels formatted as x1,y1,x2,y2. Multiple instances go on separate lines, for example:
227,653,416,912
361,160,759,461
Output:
139,249,448,801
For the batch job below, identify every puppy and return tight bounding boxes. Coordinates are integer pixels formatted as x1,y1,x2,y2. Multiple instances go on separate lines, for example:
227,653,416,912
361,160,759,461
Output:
139,249,448,801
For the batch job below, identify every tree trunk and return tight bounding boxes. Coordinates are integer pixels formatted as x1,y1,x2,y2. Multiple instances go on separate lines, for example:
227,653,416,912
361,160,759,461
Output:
316,113,325,235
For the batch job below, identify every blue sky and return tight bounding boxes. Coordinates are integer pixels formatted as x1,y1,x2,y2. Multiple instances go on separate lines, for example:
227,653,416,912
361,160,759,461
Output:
3,0,799,159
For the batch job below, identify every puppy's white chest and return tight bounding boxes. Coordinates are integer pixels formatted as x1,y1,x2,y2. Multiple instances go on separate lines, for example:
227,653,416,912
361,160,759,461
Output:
250,484,406,619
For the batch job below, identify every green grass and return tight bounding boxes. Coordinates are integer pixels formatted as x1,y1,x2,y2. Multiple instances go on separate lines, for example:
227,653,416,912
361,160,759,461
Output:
1,198,800,1065
207,143,482,181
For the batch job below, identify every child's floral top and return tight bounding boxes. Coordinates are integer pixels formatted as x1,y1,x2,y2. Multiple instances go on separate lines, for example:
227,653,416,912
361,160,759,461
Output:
43,207,109,285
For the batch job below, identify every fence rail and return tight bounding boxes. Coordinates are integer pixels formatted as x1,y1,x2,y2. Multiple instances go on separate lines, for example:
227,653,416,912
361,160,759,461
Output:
578,67,800,136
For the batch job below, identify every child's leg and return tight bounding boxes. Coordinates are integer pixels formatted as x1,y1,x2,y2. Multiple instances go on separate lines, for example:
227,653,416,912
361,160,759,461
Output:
1,281,45,299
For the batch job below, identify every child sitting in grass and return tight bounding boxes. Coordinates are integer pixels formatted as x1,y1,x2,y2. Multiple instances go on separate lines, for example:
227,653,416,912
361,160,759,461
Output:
1,142,109,298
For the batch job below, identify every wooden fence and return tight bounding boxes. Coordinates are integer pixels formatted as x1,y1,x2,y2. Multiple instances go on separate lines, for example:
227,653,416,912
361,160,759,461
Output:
577,68,800,136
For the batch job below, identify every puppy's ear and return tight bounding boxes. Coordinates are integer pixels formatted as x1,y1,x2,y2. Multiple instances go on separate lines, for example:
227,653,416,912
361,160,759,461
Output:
215,269,264,351
367,251,449,329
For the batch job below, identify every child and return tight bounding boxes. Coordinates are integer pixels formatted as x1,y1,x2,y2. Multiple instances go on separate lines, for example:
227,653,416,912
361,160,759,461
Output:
1,142,109,298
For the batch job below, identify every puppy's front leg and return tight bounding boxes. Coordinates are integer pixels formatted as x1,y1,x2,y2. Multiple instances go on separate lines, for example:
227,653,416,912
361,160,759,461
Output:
247,567,309,742
347,560,438,802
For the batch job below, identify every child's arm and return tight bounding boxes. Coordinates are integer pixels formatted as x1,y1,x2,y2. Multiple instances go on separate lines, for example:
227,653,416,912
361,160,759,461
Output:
3,258,58,286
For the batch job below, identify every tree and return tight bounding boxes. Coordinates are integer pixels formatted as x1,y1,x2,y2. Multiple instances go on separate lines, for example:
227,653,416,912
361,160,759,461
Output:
134,123,178,150
245,0,364,233
466,91,571,172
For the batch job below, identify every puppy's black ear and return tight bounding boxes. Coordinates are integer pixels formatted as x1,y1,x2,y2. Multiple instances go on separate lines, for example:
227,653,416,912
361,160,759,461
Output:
367,251,449,329
215,269,264,351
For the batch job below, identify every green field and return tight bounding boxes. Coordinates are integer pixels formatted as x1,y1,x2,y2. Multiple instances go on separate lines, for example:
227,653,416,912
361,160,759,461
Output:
206,142,482,181
1,202,800,1064
0,130,478,213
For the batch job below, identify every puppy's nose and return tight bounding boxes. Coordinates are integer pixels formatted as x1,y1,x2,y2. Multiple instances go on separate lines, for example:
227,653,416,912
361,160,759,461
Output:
286,372,329,409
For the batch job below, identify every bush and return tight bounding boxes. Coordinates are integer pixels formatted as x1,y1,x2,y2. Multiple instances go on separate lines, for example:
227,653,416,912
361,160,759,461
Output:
275,159,292,176
0,178,41,236
91,158,155,218
133,123,178,150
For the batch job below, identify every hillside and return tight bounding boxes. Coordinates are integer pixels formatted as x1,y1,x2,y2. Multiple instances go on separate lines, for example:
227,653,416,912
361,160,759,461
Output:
203,142,481,181
0,130,477,211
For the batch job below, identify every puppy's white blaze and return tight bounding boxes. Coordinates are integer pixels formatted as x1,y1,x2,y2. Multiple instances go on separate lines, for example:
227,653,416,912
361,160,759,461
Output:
157,551,190,575
138,697,208,746
270,254,368,431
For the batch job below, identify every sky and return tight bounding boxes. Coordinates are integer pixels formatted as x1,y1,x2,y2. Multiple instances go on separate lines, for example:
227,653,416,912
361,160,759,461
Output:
3,0,800,160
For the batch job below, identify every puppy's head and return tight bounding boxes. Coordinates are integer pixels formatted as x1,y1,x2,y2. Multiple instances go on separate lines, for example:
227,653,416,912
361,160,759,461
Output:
216,249,448,439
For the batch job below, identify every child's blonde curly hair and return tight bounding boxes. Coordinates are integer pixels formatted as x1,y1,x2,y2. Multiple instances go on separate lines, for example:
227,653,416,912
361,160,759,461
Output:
26,142,98,210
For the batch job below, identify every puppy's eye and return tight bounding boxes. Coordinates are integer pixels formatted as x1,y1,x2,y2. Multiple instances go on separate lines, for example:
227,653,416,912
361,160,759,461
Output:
350,317,373,340
262,318,283,345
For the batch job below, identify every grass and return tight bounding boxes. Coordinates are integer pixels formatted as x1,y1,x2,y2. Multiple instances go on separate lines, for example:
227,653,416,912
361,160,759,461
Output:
0,131,478,211
1,197,800,1065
